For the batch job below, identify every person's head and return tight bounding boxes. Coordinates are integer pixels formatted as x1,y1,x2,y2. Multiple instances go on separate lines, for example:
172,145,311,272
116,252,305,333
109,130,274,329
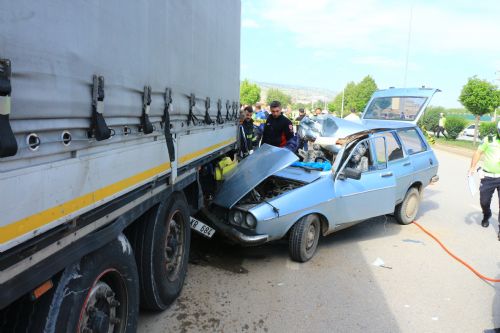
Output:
270,100,282,118
350,108,356,114
255,103,262,111
315,107,322,116
299,108,305,115
244,105,253,120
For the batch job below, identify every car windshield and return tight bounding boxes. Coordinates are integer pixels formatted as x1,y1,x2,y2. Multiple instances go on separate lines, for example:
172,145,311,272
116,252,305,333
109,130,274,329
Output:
363,96,427,121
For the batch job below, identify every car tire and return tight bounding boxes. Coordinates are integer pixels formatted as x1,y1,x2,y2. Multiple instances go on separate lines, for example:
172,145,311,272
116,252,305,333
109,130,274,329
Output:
395,187,420,225
130,192,191,311
289,214,320,262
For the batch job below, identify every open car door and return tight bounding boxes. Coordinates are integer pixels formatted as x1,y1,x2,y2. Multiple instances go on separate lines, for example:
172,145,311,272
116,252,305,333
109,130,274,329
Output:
361,87,440,125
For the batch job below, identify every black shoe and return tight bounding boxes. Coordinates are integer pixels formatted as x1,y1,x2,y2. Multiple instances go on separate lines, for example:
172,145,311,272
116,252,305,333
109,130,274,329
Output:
481,215,491,228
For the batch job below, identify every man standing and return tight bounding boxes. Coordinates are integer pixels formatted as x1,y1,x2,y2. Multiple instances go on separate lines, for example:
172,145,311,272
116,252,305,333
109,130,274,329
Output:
262,100,294,148
314,107,322,117
295,108,306,122
437,113,447,138
241,106,255,151
344,108,360,122
469,122,500,231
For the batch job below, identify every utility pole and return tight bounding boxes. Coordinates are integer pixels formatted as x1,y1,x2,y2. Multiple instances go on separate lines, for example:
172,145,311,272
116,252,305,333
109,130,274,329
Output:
340,88,345,118
403,2,414,87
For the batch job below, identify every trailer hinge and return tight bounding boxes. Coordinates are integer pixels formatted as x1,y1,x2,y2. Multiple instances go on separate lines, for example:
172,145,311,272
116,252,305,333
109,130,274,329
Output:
216,98,224,124
141,85,154,134
0,58,18,158
225,99,231,120
187,93,199,126
204,97,213,125
232,101,239,121
89,75,111,141
163,88,175,162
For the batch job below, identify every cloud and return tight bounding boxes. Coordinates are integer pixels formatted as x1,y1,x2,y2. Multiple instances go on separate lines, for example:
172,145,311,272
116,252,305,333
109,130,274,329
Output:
242,19,260,29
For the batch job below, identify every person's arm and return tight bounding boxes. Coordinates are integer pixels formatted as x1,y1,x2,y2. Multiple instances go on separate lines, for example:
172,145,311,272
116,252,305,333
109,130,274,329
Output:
284,119,294,141
469,149,483,175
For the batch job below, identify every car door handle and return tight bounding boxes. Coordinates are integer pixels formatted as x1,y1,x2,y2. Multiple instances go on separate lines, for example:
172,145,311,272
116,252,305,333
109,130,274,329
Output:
429,158,434,165
403,162,411,166
381,172,393,177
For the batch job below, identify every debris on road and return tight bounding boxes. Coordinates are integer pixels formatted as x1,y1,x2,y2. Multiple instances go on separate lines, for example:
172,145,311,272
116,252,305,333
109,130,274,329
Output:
372,257,393,269
402,239,425,245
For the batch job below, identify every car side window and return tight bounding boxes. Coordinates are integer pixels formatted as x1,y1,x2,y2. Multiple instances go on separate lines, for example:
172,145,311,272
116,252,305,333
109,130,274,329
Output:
398,128,426,155
379,132,404,161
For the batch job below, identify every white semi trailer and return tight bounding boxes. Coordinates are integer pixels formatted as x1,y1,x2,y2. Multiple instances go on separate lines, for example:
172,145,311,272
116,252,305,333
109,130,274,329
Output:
0,1,241,331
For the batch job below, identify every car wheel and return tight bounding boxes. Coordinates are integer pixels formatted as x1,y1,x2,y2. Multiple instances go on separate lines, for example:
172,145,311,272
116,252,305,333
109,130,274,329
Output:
395,187,420,225
289,214,320,262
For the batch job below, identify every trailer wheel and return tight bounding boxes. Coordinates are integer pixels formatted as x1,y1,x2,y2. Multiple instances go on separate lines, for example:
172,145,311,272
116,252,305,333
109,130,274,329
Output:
133,192,191,311
11,234,140,333
289,214,320,262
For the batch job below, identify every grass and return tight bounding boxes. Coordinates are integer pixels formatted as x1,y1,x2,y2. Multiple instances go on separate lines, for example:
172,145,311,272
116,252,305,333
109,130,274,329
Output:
432,137,479,151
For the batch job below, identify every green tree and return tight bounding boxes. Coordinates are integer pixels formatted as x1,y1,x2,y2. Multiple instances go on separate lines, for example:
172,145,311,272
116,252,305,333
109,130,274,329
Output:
352,75,378,113
459,76,500,145
266,88,292,107
240,79,261,105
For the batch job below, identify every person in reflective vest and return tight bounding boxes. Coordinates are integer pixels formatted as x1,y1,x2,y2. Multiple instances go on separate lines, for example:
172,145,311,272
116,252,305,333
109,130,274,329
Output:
241,105,255,151
469,122,500,235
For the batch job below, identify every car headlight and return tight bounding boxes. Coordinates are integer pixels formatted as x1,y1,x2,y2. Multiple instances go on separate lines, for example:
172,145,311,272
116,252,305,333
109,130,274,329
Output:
230,210,243,225
244,213,257,229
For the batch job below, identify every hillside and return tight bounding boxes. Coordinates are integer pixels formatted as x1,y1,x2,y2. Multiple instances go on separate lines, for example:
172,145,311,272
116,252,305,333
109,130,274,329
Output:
254,81,337,105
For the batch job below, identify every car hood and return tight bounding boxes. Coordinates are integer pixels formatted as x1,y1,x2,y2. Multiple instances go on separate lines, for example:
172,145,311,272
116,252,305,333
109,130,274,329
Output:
214,144,299,209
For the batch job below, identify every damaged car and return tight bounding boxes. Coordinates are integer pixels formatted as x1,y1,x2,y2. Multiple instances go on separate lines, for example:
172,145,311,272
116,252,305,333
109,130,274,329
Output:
202,87,440,262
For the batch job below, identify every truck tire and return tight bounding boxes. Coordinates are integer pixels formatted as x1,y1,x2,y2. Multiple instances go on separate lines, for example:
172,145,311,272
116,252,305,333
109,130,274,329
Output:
132,192,191,311
289,214,320,262
395,187,420,225
4,234,140,333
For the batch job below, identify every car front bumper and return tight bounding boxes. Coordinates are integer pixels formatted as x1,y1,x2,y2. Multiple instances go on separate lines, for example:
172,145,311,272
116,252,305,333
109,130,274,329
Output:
201,208,269,246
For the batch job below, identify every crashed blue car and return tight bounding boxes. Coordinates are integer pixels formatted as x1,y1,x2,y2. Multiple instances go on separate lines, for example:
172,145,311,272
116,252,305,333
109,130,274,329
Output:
205,88,440,262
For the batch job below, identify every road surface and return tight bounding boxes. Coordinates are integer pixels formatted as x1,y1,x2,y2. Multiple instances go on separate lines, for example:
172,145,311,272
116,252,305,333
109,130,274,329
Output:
139,147,500,333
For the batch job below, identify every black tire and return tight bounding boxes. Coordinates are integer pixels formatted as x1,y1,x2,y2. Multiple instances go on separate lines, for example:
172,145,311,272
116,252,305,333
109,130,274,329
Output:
131,192,191,311
5,234,140,333
395,187,421,225
289,214,321,262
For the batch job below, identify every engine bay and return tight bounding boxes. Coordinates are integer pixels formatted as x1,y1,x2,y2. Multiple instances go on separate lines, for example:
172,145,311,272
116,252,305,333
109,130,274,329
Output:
238,176,305,204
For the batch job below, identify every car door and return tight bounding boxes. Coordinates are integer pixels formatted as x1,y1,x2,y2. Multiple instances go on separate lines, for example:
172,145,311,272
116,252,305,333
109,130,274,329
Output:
377,130,413,202
397,127,438,184
331,136,396,225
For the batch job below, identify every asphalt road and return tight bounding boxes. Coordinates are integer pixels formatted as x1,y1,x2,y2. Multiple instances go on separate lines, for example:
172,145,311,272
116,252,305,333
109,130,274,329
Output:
138,148,500,333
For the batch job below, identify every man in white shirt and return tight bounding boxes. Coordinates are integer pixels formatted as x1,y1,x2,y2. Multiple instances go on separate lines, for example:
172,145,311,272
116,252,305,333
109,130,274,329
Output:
344,108,360,122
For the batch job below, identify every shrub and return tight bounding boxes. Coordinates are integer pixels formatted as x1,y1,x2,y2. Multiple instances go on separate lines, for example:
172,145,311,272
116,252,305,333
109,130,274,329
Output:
479,122,497,139
444,116,468,139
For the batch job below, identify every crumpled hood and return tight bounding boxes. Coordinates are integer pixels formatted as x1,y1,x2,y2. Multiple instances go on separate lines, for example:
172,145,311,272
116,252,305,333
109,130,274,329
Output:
214,144,299,209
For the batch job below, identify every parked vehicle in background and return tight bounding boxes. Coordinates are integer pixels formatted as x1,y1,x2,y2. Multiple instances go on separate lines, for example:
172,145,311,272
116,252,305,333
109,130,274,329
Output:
461,124,476,137
204,88,440,262
0,1,241,332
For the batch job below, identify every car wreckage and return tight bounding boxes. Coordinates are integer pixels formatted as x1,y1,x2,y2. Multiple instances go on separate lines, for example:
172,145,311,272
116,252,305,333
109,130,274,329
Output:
202,88,440,262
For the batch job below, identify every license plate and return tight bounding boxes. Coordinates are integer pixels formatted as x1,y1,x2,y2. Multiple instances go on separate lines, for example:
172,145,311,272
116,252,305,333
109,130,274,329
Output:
190,216,215,238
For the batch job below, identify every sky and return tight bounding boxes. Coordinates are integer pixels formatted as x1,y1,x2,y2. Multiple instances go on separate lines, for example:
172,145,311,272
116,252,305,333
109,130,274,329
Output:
240,0,500,108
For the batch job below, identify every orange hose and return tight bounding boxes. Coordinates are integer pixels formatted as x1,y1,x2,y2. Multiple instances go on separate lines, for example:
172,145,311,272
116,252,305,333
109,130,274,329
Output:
412,221,500,283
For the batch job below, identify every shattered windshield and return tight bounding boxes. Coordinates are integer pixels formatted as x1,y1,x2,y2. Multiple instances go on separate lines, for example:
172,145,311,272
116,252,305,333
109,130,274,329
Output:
363,96,427,121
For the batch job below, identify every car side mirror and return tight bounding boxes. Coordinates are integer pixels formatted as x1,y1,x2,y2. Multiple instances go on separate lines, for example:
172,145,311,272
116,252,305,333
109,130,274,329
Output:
338,167,362,180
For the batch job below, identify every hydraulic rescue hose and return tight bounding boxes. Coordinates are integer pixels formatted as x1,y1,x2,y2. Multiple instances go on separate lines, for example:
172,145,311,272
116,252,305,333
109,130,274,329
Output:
412,221,500,283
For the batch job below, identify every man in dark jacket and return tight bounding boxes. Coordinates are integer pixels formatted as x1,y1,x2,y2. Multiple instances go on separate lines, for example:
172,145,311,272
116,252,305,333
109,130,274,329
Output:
262,100,293,148
241,105,255,151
